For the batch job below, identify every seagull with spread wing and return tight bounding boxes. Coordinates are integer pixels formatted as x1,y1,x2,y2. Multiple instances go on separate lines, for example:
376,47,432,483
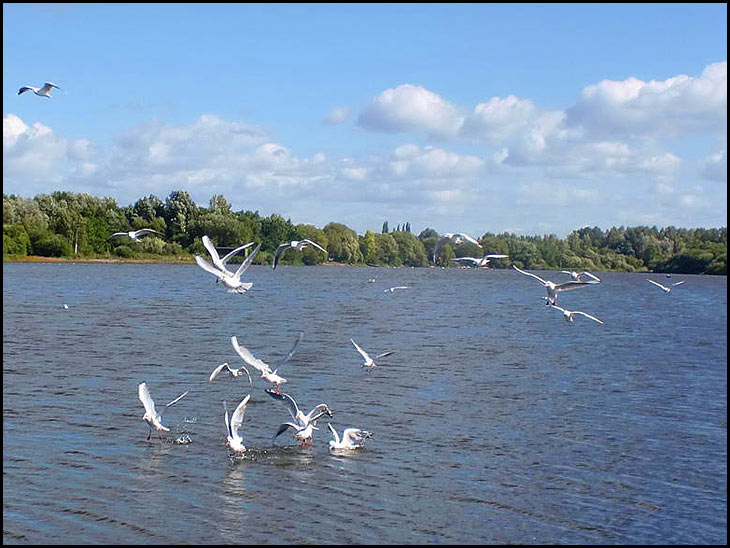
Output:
208,362,253,386
647,279,686,293
327,423,372,450
230,332,303,392
513,264,600,305
195,243,261,293
350,338,396,369
18,82,61,98
265,389,333,447
272,239,328,269
138,382,189,440
224,395,251,455
548,303,604,325
108,228,161,242
201,235,255,276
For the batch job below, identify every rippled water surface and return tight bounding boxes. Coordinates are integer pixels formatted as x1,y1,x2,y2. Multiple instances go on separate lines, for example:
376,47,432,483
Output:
3,263,727,544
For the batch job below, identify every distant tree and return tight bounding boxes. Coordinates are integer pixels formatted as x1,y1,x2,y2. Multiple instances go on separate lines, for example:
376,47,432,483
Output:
324,222,362,263
382,221,389,234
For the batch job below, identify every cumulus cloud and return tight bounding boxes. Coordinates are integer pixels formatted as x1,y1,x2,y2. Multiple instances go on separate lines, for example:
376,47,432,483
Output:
357,84,463,137
566,61,727,137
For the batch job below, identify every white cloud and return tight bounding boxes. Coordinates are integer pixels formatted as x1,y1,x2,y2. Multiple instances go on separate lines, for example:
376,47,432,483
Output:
323,106,352,125
701,150,727,182
357,84,463,136
566,61,727,137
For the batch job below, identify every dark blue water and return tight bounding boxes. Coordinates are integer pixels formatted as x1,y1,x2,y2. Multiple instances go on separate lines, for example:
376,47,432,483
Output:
3,263,727,544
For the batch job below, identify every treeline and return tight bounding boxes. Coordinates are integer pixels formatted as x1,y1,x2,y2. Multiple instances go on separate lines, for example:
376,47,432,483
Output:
3,190,727,274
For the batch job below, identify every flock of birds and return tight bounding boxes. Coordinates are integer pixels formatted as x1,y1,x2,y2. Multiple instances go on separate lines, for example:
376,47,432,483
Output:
69,219,690,457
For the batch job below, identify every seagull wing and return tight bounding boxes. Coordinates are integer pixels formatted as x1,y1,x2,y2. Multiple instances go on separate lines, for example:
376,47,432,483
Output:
350,339,371,362
302,239,327,254
42,82,61,92
548,304,568,314
278,331,304,366
579,271,602,283
135,228,159,237
232,243,260,280
453,232,480,245
209,363,229,382
163,390,188,410
202,235,223,269
672,280,686,287
573,311,604,325
484,254,509,259
229,395,251,440
138,382,157,417
647,279,669,291
327,423,340,444
231,336,271,374
107,232,128,240
265,388,300,422
273,422,298,440
18,86,34,95
194,255,226,280
452,257,479,265
272,242,292,269
512,264,548,285
554,280,598,292
375,350,396,360
220,242,255,266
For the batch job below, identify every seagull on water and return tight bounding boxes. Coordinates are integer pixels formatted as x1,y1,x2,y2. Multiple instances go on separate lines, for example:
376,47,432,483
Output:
265,389,333,447
231,332,304,392
224,395,251,455
209,362,253,386
194,243,261,293
384,286,409,293
350,339,396,369
18,82,61,98
138,382,189,440
547,303,604,325
451,254,509,268
327,423,372,450
513,264,600,305
647,279,686,293
202,235,255,276
108,228,161,242
272,239,328,269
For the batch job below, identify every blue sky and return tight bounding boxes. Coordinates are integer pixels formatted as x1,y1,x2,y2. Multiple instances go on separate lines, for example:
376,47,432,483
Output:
3,3,727,237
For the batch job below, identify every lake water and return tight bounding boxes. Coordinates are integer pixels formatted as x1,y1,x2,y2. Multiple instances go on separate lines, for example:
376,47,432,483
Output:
3,263,727,544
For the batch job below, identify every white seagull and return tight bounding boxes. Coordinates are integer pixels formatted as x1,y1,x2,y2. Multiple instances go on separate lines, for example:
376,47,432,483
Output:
384,286,409,293
443,232,480,246
202,235,255,276
108,228,161,242
350,338,396,369
18,82,61,98
647,279,686,293
561,270,602,282
327,423,372,450
272,239,328,269
451,254,509,267
513,264,600,305
208,362,253,386
138,382,189,440
230,333,303,392
224,395,251,455
548,303,604,325
194,243,261,293
265,389,333,447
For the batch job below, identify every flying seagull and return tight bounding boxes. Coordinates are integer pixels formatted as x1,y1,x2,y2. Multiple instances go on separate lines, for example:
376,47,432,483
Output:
432,232,481,262
108,228,161,242
548,303,604,325
208,362,253,386
451,254,509,267
265,389,333,447
18,82,61,98
512,264,600,305
561,270,602,282
202,235,255,276
350,338,396,369
327,423,373,450
138,382,189,440
230,333,304,392
647,279,686,293
224,395,251,455
272,239,328,269
194,243,261,293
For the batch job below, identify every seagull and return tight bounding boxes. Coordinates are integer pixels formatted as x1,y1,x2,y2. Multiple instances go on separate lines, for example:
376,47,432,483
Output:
265,389,333,447
230,332,303,392
512,264,600,305
548,303,604,325
62,304,69,310
272,239,328,269
224,395,251,455
327,423,372,450
647,279,686,293
350,338,396,369
202,235,255,276
18,82,61,98
138,382,189,440
194,243,261,293
108,228,161,242
451,254,509,267
208,362,252,386
432,232,481,262
384,286,409,293
561,270,602,282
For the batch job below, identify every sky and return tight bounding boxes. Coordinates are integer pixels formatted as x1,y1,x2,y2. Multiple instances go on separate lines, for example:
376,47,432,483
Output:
2,3,727,237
